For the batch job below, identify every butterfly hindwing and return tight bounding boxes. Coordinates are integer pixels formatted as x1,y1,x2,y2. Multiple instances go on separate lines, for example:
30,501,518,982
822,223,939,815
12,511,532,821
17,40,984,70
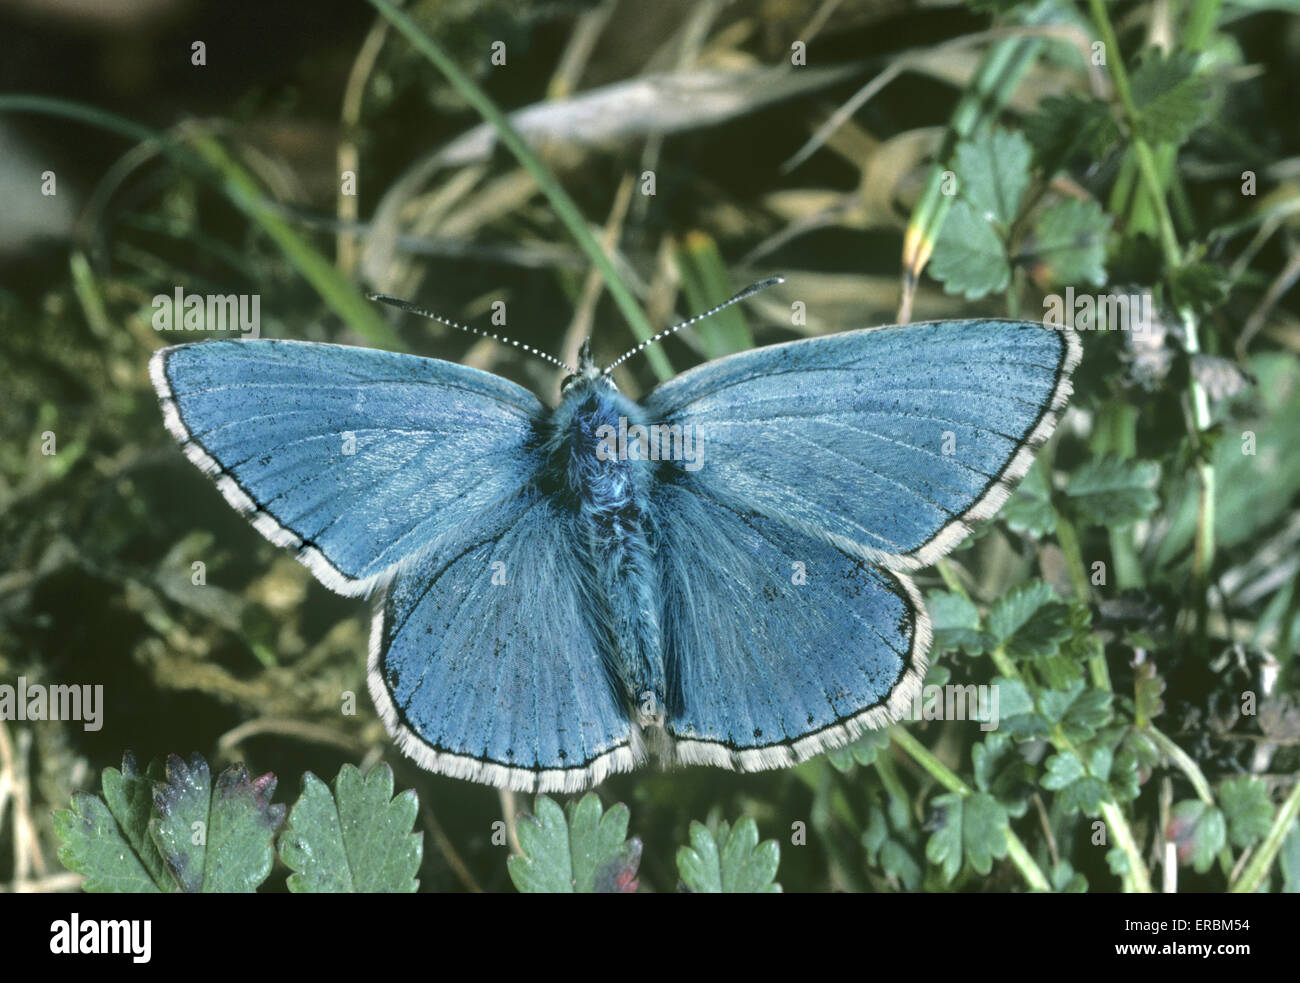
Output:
644,320,1080,570
368,488,637,793
151,339,543,595
654,478,928,768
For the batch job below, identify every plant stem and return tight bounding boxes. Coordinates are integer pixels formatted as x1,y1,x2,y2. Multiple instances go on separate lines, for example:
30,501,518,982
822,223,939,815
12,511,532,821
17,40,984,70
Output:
1231,778,1300,893
1053,511,1093,601
890,728,1052,891
990,647,1153,890
1148,726,1213,803
1149,725,1235,877
1086,0,1216,656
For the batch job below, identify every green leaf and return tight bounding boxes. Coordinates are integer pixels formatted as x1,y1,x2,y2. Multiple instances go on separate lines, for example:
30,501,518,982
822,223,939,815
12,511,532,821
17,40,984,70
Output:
1131,49,1213,145
1065,457,1161,529
1001,461,1057,537
677,818,781,893
929,198,1010,299
971,732,1035,818
1028,197,1110,287
879,840,923,890
991,676,1047,740
987,581,1074,659
825,729,891,772
1218,776,1274,849
1038,681,1112,743
508,794,641,893
953,128,1032,228
1041,750,1108,815
926,590,990,656
1106,846,1131,876
278,763,422,892
925,792,1008,882
54,753,173,892
1168,800,1227,874
1133,658,1167,726
148,753,284,893
1051,860,1089,892
1025,93,1119,174
862,795,924,890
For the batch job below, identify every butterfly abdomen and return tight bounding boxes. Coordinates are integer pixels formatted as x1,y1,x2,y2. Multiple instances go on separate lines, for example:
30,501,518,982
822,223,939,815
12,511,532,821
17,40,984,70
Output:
542,382,666,739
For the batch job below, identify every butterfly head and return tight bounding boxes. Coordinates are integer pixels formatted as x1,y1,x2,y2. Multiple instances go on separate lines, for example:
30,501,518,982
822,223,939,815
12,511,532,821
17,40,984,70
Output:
560,339,614,396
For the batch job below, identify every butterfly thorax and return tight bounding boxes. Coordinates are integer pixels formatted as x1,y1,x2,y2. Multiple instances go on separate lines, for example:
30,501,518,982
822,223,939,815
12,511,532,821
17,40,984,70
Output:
541,377,666,737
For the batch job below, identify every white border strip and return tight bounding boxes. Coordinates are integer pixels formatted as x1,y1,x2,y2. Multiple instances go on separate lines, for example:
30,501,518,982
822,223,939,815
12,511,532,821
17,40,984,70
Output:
671,569,931,772
366,593,641,793
149,345,376,598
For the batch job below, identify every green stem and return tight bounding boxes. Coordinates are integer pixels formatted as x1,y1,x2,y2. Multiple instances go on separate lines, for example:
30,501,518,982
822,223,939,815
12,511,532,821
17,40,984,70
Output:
993,649,1152,890
1053,511,1092,601
890,728,1052,891
365,0,671,380
1086,0,1216,655
1148,726,1213,803
1231,778,1300,893
1101,799,1154,892
936,559,972,601
1150,725,1234,877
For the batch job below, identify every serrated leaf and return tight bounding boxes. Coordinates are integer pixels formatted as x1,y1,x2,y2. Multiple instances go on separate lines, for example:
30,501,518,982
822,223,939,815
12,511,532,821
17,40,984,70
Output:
987,581,1074,659
1134,659,1166,726
1038,681,1112,743
927,590,990,655
825,728,891,772
1040,750,1107,815
148,753,284,893
508,794,641,893
1001,461,1057,537
1131,50,1213,145
879,839,923,890
930,198,1010,299
953,128,1032,228
991,676,1047,740
925,792,1008,882
971,732,1035,818
278,763,422,892
54,754,173,893
1110,745,1142,803
1025,93,1120,174
1167,800,1226,873
1065,457,1161,529
1218,776,1274,849
1170,260,1232,315
677,818,781,893
1028,197,1110,287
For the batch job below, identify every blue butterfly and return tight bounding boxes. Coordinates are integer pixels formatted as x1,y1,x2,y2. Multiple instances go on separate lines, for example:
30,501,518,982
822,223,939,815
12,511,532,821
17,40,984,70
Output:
151,282,1080,792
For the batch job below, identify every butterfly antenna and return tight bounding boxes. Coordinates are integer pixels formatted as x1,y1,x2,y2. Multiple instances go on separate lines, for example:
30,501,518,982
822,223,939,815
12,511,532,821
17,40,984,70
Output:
602,276,786,376
367,292,576,374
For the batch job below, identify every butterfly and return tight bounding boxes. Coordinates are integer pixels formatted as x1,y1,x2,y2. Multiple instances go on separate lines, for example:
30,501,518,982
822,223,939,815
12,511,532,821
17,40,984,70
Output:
151,280,1080,793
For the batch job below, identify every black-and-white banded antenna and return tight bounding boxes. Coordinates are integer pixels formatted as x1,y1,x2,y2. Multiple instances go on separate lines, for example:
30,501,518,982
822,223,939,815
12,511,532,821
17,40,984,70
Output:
602,275,786,376
366,292,576,375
